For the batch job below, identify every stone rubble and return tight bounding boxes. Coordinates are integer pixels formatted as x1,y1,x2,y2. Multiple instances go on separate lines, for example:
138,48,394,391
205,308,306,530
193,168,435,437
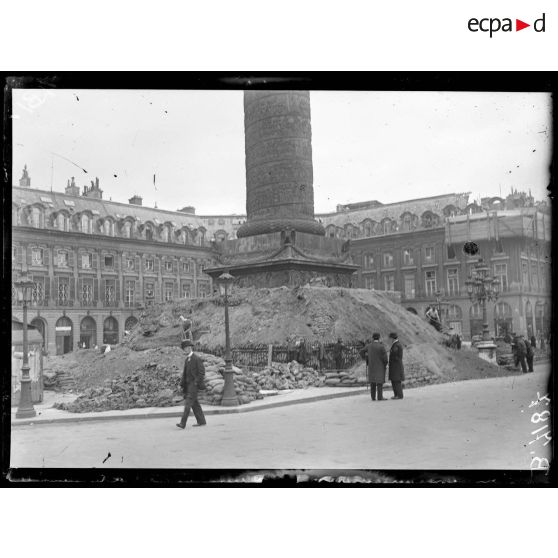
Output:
53,351,264,413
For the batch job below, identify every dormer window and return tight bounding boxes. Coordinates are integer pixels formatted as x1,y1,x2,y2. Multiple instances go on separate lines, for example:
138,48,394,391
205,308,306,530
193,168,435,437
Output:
104,220,115,236
81,214,91,234
31,207,43,228
57,213,69,231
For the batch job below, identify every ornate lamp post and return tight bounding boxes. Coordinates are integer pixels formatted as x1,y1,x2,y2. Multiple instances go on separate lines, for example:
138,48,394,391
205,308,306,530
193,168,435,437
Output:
434,290,443,320
14,275,37,418
465,258,500,362
218,271,239,406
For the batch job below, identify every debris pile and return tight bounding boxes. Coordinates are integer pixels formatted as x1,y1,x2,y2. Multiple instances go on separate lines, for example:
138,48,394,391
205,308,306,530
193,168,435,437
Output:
54,351,262,413
250,362,324,390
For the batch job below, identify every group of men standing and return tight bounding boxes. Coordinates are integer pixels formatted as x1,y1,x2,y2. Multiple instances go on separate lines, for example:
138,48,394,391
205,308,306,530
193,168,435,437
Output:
509,333,536,374
359,332,404,401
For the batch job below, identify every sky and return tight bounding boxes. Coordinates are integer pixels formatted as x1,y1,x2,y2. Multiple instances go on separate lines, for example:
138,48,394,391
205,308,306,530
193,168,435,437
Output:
12,89,552,215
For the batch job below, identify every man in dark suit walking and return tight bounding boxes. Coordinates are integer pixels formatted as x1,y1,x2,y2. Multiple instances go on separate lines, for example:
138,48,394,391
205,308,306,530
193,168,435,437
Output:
176,339,207,429
388,332,404,399
363,332,388,401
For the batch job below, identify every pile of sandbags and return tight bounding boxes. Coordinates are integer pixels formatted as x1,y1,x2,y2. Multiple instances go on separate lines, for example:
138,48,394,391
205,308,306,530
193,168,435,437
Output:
197,353,262,406
250,361,324,390
321,371,367,387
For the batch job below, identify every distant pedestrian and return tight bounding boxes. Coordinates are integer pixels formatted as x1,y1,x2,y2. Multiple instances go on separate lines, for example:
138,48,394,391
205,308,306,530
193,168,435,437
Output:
333,338,345,372
539,333,545,351
363,333,388,401
524,335,534,373
530,335,537,349
176,339,207,429
388,332,404,399
512,334,527,374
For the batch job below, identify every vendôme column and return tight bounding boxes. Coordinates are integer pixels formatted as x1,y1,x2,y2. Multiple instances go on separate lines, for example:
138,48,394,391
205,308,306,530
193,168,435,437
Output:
237,90,325,238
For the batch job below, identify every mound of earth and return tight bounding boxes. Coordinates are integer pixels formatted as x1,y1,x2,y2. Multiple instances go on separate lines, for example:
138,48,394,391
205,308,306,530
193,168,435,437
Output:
126,285,444,350
349,342,518,388
44,285,515,410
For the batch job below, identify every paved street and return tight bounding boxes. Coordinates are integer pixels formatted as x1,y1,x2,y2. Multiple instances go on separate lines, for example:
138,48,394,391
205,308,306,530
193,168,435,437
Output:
11,365,551,469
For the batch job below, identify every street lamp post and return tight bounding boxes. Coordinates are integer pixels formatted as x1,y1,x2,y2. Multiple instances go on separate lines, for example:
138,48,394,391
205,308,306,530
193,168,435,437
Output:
434,289,444,328
465,258,500,362
218,271,239,407
15,275,37,418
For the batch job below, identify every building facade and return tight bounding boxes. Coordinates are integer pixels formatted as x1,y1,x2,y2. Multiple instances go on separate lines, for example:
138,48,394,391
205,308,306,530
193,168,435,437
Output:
12,175,220,355
324,191,551,340
12,168,551,352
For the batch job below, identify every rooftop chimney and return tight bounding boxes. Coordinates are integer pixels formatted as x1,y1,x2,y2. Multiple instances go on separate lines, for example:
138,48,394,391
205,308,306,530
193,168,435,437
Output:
83,177,103,199
65,176,80,196
129,195,143,206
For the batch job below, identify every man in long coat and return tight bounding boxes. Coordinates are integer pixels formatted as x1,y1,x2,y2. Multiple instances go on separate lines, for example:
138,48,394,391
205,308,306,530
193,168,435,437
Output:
388,332,404,399
364,332,388,401
176,339,207,429
512,333,528,374
524,334,535,373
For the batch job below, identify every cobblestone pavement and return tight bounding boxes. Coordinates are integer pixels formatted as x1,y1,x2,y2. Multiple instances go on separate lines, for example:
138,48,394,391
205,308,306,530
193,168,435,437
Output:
10,364,551,470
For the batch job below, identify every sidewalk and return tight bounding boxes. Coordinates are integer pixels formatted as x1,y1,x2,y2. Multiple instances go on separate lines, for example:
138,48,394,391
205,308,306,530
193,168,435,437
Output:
14,360,548,428
11,385,371,427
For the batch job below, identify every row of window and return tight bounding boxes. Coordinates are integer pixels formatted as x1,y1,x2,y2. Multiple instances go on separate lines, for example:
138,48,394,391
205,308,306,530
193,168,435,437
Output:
327,210,451,240
361,243,510,270
13,276,212,308
363,246,438,269
363,263,549,297
15,246,210,274
362,265,508,298
15,206,210,244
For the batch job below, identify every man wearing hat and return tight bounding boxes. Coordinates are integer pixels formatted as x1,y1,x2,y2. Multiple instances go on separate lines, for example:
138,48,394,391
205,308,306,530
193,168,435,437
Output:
176,339,207,429
524,334,535,373
388,332,405,399
363,333,388,401
512,333,528,374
